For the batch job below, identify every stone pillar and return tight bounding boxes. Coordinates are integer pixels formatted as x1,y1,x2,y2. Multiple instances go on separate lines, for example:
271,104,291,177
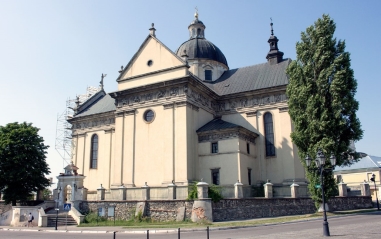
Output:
264,180,273,198
234,180,243,199
361,181,371,196
168,181,176,200
142,182,150,200
197,181,209,199
290,181,299,198
338,180,348,197
192,181,213,223
118,185,127,200
97,184,105,200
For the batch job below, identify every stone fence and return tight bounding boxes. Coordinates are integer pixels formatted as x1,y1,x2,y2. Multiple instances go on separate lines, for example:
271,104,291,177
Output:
212,196,373,221
79,196,372,223
79,200,194,222
0,201,11,214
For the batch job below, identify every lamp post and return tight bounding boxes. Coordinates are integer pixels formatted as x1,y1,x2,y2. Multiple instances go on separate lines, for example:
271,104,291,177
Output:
55,187,61,230
305,149,336,237
370,174,380,211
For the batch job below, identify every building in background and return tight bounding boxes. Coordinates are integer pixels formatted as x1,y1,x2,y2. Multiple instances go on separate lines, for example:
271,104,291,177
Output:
334,155,381,200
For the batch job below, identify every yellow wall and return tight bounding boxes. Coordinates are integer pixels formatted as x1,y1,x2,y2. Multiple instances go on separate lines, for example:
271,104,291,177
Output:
118,37,187,91
75,129,114,192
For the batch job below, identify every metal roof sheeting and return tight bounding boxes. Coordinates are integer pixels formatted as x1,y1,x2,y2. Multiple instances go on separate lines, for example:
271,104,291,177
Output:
334,155,381,172
75,94,116,117
203,59,291,95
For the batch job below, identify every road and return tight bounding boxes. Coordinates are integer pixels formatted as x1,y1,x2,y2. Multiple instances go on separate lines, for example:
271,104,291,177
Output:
1,212,380,239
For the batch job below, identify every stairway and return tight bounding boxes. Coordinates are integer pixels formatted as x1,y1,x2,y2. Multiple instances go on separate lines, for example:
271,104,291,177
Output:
46,207,78,227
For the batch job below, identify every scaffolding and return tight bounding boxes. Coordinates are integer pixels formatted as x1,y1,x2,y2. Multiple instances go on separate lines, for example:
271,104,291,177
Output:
55,86,101,169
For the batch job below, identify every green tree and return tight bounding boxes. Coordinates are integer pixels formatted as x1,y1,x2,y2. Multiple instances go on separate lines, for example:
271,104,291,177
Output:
286,15,363,207
0,122,51,205
42,188,52,200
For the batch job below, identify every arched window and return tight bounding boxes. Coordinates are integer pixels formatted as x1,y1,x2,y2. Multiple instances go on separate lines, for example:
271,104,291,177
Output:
264,112,275,156
90,134,98,168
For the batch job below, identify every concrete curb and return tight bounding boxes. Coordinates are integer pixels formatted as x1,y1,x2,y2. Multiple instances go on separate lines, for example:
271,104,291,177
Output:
1,209,378,234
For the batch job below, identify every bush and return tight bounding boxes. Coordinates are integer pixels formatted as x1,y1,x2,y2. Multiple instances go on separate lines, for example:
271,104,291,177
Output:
187,181,223,202
83,212,107,223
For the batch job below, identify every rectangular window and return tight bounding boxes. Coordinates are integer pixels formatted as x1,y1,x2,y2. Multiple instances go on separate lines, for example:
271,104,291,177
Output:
336,175,342,183
211,169,220,185
248,168,252,185
205,70,212,81
211,142,218,153
247,142,250,154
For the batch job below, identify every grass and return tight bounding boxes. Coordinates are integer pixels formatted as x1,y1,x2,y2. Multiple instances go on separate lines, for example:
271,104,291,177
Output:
78,208,377,228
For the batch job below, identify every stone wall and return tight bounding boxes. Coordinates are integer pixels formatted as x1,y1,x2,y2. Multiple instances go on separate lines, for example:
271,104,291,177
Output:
212,196,373,222
79,200,194,221
0,201,11,214
328,196,373,211
78,196,372,222
212,198,316,221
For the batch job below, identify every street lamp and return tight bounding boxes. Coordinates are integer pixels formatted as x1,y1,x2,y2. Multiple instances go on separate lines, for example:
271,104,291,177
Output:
305,149,336,237
370,174,380,211
55,187,61,230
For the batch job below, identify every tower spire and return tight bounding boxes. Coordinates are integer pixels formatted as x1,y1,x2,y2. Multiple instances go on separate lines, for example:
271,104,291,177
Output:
266,19,284,65
270,18,274,36
188,8,205,39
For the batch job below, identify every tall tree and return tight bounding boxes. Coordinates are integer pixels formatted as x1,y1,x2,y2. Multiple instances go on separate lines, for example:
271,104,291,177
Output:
286,15,363,207
0,122,51,205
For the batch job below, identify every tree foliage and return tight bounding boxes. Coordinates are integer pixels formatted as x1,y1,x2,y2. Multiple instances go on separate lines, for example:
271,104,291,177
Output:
0,122,51,205
286,15,363,206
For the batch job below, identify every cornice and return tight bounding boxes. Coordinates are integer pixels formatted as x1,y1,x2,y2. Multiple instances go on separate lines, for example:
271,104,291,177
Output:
117,65,188,82
71,115,115,130
279,107,289,113
197,128,258,144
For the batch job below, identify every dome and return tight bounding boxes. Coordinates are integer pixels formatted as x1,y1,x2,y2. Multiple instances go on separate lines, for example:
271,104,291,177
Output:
175,12,228,67
176,38,228,67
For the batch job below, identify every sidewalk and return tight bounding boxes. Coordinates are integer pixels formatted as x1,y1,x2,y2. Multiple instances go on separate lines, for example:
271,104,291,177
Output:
0,208,379,234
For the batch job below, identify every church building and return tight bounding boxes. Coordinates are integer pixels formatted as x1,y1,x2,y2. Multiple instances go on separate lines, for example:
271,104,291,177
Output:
68,12,306,200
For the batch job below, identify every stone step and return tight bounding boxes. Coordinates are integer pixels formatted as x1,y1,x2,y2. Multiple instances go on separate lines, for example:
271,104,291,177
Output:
47,214,77,227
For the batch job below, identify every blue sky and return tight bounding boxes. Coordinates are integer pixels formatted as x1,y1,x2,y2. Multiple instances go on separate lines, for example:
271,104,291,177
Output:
1,1,380,181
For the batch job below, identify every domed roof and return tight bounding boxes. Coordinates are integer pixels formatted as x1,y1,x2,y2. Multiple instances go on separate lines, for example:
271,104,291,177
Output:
176,38,228,67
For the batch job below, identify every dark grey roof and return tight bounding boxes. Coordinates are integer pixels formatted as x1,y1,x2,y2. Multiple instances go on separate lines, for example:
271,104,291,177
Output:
334,155,381,172
190,19,204,25
176,38,228,67
197,118,242,132
75,93,116,117
202,59,291,96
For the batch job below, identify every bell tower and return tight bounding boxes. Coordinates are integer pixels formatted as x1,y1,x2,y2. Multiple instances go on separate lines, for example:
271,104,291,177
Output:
266,20,284,65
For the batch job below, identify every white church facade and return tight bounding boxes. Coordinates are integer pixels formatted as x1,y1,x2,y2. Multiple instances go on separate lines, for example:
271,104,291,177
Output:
66,13,306,200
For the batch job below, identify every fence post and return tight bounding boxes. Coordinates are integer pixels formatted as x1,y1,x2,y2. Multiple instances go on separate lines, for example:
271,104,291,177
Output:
207,226,209,239
168,181,177,200
142,182,150,200
290,180,299,198
338,180,348,197
361,181,371,196
97,184,105,200
264,180,273,198
234,180,244,198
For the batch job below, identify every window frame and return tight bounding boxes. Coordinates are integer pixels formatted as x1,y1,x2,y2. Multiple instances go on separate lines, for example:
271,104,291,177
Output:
264,112,276,157
90,134,99,169
205,70,212,81
211,142,218,154
143,109,155,123
248,168,252,185
211,168,220,185
247,142,250,154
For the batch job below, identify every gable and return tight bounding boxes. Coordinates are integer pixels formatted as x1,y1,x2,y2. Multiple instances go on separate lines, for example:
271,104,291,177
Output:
118,36,187,91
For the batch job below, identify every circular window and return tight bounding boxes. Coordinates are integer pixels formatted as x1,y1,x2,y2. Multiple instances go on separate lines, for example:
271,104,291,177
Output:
143,110,155,123
147,60,153,67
